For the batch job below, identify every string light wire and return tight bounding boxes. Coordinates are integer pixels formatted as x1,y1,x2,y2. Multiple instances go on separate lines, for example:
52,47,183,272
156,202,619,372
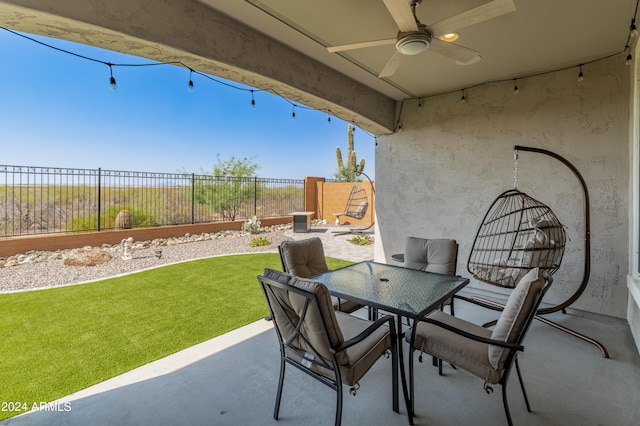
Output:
0,25,366,132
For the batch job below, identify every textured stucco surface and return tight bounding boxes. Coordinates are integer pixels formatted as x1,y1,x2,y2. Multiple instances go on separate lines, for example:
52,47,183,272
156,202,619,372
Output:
376,56,630,318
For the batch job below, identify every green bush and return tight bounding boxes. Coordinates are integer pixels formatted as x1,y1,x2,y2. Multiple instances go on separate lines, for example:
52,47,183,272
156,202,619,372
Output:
250,236,271,247
69,205,157,231
347,234,373,245
241,216,261,234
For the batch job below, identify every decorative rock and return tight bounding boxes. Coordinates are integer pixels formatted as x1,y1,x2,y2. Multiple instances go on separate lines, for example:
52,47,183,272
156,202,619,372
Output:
122,237,134,260
0,223,294,268
114,210,133,229
63,248,112,267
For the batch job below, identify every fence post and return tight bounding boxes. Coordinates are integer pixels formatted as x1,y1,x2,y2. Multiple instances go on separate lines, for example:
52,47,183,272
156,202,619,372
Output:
97,168,101,232
191,173,195,224
253,177,257,217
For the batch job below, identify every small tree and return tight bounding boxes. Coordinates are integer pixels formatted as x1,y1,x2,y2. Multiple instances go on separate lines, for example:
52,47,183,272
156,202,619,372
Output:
333,124,365,182
194,155,261,221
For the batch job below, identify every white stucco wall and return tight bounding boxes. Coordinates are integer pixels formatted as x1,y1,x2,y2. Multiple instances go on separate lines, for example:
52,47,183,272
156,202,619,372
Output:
375,56,630,319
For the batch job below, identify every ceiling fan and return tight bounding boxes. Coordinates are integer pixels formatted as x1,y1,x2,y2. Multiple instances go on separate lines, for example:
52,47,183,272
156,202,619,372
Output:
327,0,516,78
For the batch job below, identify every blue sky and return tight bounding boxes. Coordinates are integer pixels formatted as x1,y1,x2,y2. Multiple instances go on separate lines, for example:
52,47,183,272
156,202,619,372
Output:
0,28,375,180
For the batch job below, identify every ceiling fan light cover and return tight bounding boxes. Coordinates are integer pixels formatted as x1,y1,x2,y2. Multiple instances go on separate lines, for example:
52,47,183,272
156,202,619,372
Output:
396,32,431,55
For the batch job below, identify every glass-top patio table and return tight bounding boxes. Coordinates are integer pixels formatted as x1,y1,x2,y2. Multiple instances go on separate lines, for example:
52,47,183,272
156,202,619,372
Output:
312,261,469,425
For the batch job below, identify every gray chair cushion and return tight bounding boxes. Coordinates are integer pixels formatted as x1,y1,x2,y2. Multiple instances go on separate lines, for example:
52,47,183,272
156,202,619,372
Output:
263,268,293,284
489,267,543,369
279,237,329,277
287,276,345,361
404,237,457,276
279,238,362,313
407,310,501,384
335,311,391,386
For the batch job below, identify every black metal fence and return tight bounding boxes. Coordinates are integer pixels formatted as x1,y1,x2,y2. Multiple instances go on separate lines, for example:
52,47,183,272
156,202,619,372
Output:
0,165,305,237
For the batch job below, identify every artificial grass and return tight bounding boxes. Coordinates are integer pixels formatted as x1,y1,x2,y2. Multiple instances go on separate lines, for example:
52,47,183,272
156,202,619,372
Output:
0,253,352,420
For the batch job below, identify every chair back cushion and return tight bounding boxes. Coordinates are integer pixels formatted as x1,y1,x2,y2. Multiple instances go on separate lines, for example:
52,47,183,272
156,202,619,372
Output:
404,237,457,276
488,267,544,369
352,201,368,219
261,269,345,365
279,237,329,278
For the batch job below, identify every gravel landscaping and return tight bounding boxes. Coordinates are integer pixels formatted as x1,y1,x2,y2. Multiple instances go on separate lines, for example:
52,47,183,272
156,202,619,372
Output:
0,225,293,293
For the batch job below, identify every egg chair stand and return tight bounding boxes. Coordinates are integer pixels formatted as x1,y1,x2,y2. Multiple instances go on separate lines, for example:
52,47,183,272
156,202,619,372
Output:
333,171,375,236
466,145,609,358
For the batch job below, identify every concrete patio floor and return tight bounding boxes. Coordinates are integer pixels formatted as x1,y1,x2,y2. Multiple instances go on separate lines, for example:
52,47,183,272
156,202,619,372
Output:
3,227,639,425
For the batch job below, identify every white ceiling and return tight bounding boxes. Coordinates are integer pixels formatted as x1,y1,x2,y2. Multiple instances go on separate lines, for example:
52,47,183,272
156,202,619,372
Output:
204,0,638,100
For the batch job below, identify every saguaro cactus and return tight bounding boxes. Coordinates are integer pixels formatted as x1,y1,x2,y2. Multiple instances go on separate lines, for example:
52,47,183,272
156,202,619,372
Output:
336,124,365,181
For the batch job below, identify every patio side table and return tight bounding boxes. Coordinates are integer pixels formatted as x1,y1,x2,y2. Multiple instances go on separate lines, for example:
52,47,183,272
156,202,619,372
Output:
291,211,314,233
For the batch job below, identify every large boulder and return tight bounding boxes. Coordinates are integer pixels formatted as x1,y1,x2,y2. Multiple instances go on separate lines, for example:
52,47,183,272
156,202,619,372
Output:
64,248,112,266
114,210,133,229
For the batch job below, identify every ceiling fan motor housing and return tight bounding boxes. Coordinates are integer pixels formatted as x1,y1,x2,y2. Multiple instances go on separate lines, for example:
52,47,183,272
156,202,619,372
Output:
396,26,432,55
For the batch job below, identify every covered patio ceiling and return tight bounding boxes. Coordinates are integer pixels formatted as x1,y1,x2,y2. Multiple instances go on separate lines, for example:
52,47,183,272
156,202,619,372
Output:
0,0,636,134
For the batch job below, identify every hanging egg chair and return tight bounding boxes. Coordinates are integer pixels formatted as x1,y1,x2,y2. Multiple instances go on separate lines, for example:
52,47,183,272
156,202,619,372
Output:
467,189,566,288
464,146,608,358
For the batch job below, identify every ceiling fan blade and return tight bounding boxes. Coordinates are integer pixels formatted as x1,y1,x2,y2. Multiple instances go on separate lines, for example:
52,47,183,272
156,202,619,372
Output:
428,39,480,64
430,0,516,37
383,0,419,32
327,38,396,53
379,51,405,78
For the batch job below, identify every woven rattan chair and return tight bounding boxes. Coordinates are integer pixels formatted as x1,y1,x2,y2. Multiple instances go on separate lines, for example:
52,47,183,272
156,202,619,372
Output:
258,268,399,426
405,268,552,426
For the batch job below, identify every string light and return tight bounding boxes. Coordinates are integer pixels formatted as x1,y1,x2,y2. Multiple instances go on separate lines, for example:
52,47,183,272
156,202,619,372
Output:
460,89,466,103
0,26,372,130
631,18,638,38
187,68,194,92
108,64,117,91
578,64,584,82
513,79,519,94
626,46,633,66
418,98,422,110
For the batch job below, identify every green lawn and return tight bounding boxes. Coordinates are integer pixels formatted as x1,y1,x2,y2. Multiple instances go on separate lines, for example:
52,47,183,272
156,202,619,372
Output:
0,253,352,420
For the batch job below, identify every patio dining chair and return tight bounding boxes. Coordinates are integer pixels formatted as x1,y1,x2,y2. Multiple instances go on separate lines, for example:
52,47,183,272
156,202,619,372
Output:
278,237,363,313
405,267,552,426
403,237,458,310
258,268,399,426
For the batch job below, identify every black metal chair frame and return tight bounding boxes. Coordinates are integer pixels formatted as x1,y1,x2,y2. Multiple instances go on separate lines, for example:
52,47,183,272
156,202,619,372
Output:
410,274,553,426
258,275,399,426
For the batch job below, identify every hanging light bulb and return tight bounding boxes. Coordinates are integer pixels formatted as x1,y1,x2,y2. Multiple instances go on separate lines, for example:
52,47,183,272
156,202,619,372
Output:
460,89,466,103
327,109,331,124
108,64,117,91
188,69,194,92
513,79,519,94
250,90,256,109
418,98,423,110
291,105,296,120
631,19,638,38
578,65,584,82
626,46,633,66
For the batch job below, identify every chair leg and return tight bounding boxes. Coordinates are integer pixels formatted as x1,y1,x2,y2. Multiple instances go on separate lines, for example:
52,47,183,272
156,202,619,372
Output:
515,357,532,412
389,339,399,413
274,356,286,420
501,383,514,426
335,381,343,426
